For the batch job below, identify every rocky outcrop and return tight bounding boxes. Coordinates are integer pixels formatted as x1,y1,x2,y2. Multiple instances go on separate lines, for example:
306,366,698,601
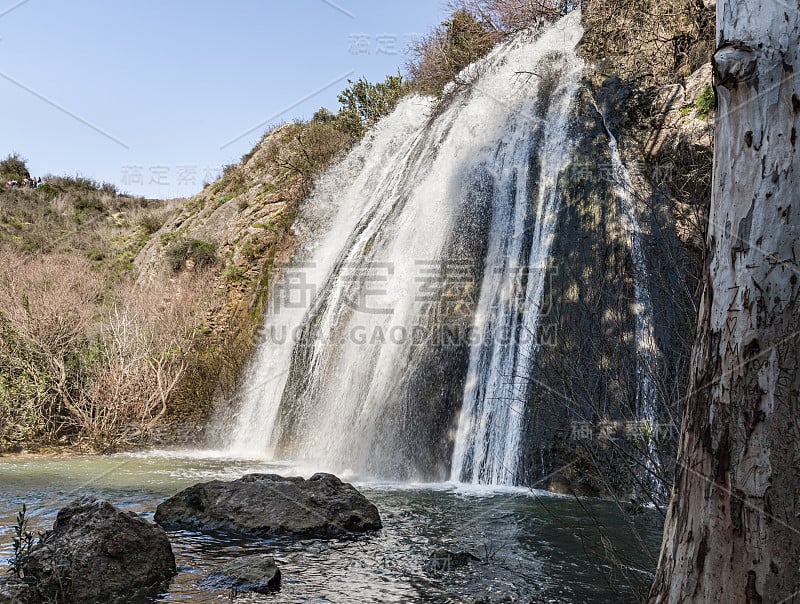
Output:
204,555,281,594
645,63,714,255
155,473,382,539
647,63,713,159
24,496,176,604
134,123,300,284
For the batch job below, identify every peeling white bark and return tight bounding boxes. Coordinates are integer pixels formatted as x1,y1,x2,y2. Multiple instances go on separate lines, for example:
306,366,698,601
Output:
651,1,800,602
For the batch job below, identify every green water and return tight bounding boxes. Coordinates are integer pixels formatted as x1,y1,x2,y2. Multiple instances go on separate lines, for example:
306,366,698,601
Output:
0,451,663,603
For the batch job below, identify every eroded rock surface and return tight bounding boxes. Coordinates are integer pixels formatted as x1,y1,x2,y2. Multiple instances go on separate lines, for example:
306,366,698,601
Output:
25,496,176,604
155,472,382,539
204,555,281,594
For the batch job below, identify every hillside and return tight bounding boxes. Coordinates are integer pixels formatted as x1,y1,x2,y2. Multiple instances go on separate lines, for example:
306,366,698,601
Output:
0,74,409,453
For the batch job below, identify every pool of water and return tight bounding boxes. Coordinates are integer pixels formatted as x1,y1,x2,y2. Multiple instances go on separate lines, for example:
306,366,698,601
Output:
0,451,662,602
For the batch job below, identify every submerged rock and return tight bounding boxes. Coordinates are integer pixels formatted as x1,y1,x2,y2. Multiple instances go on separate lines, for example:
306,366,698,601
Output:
204,555,281,594
155,472,382,539
427,549,481,570
24,496,176,604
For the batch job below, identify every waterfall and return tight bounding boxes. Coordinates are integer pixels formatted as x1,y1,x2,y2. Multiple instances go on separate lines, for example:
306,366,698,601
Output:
598,112,659,423
223,13,588,484
596,105,666,500
448,68,580,486
225,95,436,459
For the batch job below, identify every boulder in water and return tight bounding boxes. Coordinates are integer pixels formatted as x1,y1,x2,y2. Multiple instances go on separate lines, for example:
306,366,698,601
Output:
154,472,382,539
427,548,481,570
24,496,176,604
204,555,281,594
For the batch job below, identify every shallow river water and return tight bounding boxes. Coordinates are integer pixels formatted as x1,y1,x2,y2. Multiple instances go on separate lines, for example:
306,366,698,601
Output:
0,452,663,603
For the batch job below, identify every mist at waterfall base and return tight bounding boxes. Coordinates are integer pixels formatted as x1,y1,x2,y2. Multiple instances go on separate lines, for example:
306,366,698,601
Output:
216,9,664,489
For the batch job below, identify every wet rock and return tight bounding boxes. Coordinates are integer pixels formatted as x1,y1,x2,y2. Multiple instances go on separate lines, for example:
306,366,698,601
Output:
427,548,481,570
155,472,382,539
0,577,36,604
472,597,515,604
25,496,176,604
204,555,281,594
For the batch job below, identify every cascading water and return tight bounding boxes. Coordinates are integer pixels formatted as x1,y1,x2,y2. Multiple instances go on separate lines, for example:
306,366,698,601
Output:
222,12,662,486
225,95,436,460
602,112,671,503
448,71,580,486
598,112,659,424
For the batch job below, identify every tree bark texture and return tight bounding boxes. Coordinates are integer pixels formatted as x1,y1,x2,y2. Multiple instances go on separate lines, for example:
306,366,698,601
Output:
651,1,800,602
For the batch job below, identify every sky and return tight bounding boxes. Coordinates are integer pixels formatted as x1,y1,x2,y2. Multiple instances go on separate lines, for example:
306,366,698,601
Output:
0,0,447,198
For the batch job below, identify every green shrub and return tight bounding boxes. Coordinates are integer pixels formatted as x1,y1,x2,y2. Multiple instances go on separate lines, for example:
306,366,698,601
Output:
336,73,413,138
694,84,715,119
137,213,165,235
166,238,217,272
73,195,107,213
86,248,106,262
0,153,30,182
240,238,259,262
37,182,59,201
8,504,35,579
312,107,336,124
408,9,498,95
160,229,182,245
223,264,249,282
0,328,50,450
680,84,715,119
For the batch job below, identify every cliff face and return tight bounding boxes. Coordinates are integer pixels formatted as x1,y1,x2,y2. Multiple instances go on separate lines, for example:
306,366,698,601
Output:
136,124,303,286
132,122,350,427
196,72,714,498
126,20,714,498
520,67,714,496
176,73,714,497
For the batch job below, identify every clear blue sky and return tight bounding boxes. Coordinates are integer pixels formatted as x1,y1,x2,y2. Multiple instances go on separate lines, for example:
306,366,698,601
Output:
0,0,447,198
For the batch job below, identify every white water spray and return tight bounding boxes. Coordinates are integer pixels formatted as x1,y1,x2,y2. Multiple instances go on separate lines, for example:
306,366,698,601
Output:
221,13,660,487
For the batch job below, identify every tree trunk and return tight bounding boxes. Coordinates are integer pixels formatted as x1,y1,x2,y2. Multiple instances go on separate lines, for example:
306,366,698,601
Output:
650,1,800,602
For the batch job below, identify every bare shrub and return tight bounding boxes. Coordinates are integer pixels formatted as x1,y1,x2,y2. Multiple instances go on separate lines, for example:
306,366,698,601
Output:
581,0,714,85
407,0,586,96
265,121,353,194
74,272,216,449
458,0,580,32
0,250,103,437
166,238,217,272
0,248,220,450
0,153,30,182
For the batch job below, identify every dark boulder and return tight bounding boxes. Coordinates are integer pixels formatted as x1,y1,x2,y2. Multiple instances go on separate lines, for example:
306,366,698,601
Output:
427,549,481,571
25,496,176,603
155,472,382,539
203,555,281,594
